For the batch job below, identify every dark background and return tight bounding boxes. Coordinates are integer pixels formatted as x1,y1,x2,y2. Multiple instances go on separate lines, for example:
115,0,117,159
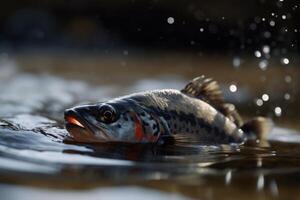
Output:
0,0,299,55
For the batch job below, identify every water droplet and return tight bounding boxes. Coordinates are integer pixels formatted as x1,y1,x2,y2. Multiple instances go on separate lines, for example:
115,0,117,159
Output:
167,17,175,24
264,31,271,38
269,20,276,26
254,17,261,23
281,57,289,65
256,99,263,106
250,23,257,30
293,5,298,10
285,75,292,83
262,94,269,101
123,50,129,56
262,45,270,54
200,28,204,32
259,60,268,70
274,107,282,117
255,51,262,58
284,93,290,100
229,84,237,92
233,57,241,68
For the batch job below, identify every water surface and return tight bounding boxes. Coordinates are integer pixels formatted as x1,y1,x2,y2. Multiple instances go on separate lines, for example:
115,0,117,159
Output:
0,57,300,200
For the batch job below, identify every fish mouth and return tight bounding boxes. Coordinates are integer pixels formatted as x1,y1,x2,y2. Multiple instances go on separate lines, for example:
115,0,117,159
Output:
65,115,85,128
64,109,110,142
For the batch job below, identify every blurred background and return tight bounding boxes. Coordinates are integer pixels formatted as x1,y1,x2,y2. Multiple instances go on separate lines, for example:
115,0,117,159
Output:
0,0,299,129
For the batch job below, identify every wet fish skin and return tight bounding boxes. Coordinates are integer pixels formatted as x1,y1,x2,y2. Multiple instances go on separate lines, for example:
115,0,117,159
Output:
65,76,268,144
123,89,245,144
65,90,244,144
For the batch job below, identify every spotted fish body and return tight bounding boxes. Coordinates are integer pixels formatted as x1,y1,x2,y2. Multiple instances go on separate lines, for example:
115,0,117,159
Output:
64,76,270,144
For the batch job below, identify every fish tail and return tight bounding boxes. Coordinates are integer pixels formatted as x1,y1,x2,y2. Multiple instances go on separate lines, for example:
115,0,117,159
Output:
241,117,273,140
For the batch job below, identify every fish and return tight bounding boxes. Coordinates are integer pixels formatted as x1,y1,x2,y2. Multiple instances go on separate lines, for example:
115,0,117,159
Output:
64,76,272,144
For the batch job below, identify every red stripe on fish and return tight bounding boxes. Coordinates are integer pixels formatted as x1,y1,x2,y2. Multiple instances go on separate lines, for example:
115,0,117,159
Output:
130,112,145,141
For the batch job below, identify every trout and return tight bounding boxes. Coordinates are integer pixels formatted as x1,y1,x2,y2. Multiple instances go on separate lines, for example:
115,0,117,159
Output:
64,76,271,144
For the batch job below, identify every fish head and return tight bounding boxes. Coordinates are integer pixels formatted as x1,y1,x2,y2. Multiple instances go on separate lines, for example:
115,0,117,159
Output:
64,102,160,143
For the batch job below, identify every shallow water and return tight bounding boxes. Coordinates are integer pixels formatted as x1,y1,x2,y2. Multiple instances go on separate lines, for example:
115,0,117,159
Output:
1,56,300,200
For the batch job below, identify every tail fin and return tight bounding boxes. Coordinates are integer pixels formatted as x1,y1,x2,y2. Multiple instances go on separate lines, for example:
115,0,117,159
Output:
241,117,273,140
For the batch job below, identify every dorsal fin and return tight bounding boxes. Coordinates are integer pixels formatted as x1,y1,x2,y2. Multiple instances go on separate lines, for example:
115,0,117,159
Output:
181,75,224,107
181,76,243,127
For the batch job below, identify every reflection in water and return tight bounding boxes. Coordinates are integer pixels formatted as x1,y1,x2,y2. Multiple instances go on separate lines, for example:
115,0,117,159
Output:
257,174,264,191
0,185,192,200
225,170,232,185
269,180,279,197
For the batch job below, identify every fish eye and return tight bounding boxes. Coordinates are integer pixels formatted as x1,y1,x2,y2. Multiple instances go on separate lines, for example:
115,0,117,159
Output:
98,104,118,123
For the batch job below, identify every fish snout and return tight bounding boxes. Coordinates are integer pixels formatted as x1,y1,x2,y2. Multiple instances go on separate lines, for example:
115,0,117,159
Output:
64,108,77,119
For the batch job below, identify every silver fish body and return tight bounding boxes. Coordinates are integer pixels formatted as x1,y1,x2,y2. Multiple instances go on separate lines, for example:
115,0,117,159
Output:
65,76,269,144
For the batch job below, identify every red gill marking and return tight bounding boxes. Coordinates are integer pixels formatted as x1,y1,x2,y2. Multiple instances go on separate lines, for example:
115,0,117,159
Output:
130,112,145,141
